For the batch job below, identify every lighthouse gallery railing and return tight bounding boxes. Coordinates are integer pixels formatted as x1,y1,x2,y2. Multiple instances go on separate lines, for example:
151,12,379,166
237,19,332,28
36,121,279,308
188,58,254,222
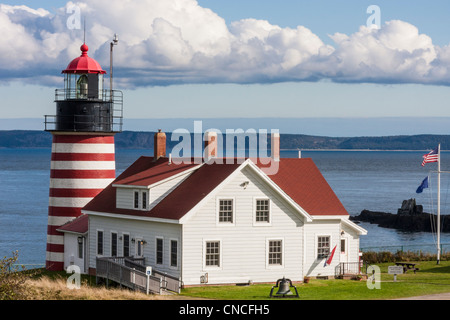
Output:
44,89,123,133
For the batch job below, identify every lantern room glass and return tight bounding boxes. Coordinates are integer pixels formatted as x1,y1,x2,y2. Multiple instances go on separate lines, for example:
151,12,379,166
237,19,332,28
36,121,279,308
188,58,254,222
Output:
64,73,104,100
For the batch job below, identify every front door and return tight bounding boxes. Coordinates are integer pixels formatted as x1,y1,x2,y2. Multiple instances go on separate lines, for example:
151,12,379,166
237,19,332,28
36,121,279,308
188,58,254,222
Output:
340,237,348,264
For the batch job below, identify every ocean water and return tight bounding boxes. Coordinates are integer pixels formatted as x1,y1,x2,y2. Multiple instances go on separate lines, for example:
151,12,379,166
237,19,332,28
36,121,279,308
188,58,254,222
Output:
1,148,449,265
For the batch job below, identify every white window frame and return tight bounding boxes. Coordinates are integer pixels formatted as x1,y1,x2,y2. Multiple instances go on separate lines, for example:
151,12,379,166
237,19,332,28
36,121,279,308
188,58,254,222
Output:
203,239,222,270
110,231,118,257
142,190,148,210
253,197,272,226
96,229,104,256
156,236,164,266
316,234,332,260
340,238,347,255
216,197,235,226
133,189,150,211
266,238,284,269
169,238,179,270
133,191,139,209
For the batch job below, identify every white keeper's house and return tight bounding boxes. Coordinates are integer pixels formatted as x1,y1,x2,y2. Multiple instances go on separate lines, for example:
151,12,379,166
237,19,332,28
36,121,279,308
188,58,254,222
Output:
57,131,367,285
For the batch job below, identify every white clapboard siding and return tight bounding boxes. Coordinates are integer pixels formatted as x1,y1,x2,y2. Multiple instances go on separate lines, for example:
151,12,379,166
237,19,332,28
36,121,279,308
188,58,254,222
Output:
116,188,134,209
303,219,341,277
88,215,182,277
342,222,360,264
181,166,305,285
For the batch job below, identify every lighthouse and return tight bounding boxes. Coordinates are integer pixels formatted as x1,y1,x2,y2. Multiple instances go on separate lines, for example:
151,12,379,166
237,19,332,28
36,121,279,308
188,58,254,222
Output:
44,43,123,271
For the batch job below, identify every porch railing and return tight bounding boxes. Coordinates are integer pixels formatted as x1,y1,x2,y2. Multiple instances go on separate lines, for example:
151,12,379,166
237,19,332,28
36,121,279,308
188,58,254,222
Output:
96,257,181,294
335,261,369,277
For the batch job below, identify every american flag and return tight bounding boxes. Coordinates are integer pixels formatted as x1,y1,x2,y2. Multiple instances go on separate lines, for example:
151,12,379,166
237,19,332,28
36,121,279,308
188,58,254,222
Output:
422,147,439,167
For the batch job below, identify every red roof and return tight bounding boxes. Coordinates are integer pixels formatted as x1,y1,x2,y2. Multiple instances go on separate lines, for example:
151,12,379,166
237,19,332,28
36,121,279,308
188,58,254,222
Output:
256,158,348,216
62,44,106,74
83,157,348,221
113,156,200,186
57,214,88,234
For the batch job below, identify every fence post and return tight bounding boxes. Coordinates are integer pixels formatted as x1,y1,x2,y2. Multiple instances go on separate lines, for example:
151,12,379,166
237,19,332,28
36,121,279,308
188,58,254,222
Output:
106,261,110,289
119,266,122,288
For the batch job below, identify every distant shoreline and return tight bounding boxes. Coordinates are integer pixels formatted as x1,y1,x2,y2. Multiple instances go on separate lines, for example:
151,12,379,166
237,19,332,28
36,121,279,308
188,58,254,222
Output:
0,130,449,151
284,149,447,152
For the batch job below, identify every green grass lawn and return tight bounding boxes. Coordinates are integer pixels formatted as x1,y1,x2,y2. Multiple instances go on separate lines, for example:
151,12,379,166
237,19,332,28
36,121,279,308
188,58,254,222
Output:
180,261,450,300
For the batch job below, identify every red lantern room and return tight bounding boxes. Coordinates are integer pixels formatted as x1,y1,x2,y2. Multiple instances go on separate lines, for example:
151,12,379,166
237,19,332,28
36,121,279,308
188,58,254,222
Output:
45,43,123,133
62,43,106,100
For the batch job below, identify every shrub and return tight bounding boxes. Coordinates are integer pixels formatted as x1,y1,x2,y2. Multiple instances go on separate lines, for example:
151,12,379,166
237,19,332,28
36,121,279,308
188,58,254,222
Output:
0,251,37,300
362,250,450,264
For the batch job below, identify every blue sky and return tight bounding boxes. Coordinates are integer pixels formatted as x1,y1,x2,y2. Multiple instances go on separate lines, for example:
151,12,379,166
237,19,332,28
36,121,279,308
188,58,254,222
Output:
1,0,450,135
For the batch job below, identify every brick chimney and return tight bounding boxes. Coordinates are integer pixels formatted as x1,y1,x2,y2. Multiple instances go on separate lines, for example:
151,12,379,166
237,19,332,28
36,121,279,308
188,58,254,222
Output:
154,129,166,160
204,131,217,160
271,132,280,162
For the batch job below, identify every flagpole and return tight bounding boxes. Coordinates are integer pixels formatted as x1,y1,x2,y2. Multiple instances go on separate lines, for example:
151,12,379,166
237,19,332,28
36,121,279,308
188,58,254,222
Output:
437,143,441,265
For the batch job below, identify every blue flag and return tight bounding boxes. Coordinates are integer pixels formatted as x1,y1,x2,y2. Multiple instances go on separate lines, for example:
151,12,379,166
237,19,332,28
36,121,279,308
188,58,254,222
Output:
416,176,429,193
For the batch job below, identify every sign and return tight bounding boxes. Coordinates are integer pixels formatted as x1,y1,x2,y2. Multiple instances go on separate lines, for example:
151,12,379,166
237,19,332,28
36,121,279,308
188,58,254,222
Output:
388,266,403,275
146,266,152,276
388,265,403,282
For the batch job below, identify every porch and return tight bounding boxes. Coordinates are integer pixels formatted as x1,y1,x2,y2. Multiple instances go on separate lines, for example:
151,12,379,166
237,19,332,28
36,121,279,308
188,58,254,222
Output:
96,256,182,295
335,261,369,280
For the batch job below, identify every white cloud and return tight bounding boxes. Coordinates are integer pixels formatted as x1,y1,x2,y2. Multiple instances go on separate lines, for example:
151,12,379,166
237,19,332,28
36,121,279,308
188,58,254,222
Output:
0,1,450,87
328,21,438,83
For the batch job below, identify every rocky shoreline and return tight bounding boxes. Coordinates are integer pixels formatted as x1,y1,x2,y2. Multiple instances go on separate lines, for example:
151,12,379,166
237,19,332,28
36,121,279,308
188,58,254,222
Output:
350,199,450,233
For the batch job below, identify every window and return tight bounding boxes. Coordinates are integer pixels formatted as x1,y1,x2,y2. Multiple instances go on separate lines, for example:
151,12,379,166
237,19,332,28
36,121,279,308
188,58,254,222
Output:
256,199,270,222
170,240,178,268
123,234,130,257
205,241,220,267
268,240,282,265
317,236,330,259
142,191,147,210
76,74,88,98
97,231,103,255
134,190,149,210
135,238,144,258
156,238,163,265
111,232,117,257
134,191,139,209
341,238,346,254
77,237,83,259
219,199,233,223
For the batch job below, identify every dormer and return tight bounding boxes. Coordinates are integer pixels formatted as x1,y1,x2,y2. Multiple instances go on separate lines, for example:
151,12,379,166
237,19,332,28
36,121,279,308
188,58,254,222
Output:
114,161,200,211
112,130,203,212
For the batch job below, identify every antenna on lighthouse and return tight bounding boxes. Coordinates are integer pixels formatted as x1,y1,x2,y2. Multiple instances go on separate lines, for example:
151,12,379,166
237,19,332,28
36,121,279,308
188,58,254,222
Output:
83,17,86,44
110,33,119,101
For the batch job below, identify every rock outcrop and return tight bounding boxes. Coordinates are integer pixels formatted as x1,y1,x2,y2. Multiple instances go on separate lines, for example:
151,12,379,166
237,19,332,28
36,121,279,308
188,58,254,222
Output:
350,199,450,233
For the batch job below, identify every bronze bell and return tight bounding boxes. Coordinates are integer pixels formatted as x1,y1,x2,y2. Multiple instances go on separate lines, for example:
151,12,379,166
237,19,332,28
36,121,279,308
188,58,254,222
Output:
270,277,299,298
276,277,292,295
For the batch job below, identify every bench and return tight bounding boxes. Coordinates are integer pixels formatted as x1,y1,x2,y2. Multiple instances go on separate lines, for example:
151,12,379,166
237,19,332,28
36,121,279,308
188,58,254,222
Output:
395,262,419,274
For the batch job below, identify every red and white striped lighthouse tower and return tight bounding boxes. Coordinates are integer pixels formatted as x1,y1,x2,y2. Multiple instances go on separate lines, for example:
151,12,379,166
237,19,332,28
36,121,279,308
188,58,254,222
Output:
44,43,123,271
